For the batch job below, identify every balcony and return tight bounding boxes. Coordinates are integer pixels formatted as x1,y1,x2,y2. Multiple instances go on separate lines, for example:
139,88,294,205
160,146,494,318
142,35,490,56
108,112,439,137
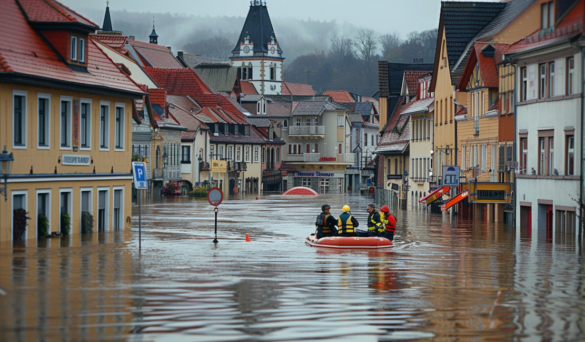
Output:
199,161,211,172
286,153,355,163
227,161,247,172
288,125,325,138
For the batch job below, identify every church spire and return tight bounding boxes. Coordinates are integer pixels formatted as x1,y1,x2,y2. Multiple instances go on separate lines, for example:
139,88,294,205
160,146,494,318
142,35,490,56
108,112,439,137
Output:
149,16,158,45
102,1,113,32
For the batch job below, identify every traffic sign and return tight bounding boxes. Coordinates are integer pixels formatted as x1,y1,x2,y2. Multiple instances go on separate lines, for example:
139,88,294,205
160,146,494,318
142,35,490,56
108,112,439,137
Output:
132,162,148,190
207,187,223,206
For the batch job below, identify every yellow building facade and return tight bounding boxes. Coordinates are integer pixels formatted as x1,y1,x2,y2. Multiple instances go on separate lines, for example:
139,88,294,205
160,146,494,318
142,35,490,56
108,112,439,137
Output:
0,84,138,242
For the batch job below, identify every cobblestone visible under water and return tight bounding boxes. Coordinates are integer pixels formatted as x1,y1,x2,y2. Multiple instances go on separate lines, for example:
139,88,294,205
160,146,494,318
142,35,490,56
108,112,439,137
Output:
1,194,584,341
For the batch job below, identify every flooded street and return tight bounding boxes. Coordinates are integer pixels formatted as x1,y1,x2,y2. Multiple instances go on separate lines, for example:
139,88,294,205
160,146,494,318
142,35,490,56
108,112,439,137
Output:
1,194,584,341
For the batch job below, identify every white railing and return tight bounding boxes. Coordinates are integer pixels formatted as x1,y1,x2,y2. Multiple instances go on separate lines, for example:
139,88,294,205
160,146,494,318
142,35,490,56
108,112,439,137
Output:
286,155,304,162
304,153,321,162
288,125,325,136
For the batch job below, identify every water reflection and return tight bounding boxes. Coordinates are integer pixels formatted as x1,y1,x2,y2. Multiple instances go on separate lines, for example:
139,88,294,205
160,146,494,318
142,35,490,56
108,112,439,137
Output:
0,195,584,341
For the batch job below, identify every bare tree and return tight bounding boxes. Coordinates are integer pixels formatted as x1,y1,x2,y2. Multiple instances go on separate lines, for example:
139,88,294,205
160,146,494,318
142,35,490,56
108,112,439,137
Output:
329,35,355,67
379,32,401,60
354,29,378,64
183,36,233,60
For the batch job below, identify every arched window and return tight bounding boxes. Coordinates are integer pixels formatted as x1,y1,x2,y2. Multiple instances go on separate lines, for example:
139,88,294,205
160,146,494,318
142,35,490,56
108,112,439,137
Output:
276,148,280,163
282,119,288,129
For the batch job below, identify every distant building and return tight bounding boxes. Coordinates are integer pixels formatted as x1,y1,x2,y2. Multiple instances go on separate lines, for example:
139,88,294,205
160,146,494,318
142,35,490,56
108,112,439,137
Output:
231,1,284,95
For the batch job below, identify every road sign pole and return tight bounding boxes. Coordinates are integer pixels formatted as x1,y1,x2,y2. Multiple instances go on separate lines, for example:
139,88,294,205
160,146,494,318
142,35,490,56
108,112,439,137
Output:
213,207,218,243
139,189,142,250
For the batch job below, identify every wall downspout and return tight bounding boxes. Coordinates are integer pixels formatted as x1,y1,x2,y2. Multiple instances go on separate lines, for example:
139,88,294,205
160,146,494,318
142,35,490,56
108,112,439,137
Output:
453,88,458,217
580,44,584,240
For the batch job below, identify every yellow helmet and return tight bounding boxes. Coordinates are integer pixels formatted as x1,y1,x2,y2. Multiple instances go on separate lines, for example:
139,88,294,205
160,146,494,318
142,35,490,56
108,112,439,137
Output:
342,205,350,212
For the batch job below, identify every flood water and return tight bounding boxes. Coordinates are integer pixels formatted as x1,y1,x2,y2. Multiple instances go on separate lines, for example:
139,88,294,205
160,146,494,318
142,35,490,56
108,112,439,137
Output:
1,194,584,341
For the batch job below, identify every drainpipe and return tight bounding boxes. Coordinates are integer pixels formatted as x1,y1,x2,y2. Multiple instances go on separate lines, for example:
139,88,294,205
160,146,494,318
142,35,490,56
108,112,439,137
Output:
453,89,458,217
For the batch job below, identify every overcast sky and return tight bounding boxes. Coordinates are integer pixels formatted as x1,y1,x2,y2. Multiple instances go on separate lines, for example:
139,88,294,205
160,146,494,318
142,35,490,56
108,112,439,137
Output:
63,0,446,37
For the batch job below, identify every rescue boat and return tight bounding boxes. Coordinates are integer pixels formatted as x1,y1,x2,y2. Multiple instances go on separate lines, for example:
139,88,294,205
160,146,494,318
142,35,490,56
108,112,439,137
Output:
305,234,393,249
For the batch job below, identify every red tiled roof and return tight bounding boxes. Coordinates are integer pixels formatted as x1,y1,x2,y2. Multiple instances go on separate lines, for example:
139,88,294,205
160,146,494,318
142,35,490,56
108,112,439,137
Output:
325,90,354,102
455,106,467,116
404,71,428,96
282,81,315,96
129,40,183,69
149,89,167,107
488,99,499,112
0,0,144,95
508,19,582,55
91,34,128,54
240,81,258,95
144,67,249,124
18,0,98,28
458,42,509,90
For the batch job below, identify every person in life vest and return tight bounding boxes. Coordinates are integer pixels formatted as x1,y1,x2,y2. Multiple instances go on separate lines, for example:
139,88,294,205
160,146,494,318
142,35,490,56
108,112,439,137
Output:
380,205,396,240
315,204,338,239
337,205,359,236
366,203,383,236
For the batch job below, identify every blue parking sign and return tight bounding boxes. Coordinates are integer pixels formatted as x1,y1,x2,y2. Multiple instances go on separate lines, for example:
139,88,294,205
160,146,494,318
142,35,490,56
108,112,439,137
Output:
132,162,148,190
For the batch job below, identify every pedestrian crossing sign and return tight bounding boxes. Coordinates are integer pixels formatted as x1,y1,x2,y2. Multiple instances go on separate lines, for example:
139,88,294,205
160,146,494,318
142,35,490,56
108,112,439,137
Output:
132,162,148,190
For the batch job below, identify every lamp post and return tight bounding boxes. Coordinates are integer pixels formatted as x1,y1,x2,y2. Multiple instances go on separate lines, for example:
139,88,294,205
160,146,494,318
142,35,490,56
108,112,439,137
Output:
0,146,14,202
198,154,203,185
402,169,409,210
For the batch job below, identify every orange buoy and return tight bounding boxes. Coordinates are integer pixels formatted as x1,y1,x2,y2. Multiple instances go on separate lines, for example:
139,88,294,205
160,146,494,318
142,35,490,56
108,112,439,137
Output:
245,234,251,242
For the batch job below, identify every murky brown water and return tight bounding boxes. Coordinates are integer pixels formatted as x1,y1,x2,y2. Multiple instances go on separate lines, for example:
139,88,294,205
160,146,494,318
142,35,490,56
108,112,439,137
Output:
1,194,584,341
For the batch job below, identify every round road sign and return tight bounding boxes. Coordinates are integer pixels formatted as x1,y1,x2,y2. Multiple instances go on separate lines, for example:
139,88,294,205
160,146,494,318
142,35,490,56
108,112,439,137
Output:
207,187,223,206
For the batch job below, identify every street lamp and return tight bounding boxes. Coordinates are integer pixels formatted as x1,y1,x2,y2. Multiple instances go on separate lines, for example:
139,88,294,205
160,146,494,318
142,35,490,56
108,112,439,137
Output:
0,146,14,202
198,154,203,185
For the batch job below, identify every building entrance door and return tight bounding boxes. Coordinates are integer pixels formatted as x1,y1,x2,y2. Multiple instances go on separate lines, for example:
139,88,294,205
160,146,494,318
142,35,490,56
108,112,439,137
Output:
319,178,330,193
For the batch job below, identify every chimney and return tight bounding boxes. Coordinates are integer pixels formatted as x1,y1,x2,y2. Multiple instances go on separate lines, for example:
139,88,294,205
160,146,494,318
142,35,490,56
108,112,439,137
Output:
167,46,172,52
178,51,184,59
129,35,135,41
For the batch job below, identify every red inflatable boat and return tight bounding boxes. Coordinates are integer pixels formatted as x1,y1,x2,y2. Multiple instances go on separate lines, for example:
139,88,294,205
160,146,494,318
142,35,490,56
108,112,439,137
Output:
305,235,393,249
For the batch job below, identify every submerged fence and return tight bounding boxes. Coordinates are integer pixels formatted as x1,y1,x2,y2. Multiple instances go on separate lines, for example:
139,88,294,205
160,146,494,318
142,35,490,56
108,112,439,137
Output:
373,188,399,210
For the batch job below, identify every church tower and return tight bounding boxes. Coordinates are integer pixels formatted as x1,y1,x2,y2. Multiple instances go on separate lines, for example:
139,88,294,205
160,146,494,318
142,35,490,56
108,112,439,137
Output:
231,0,284,95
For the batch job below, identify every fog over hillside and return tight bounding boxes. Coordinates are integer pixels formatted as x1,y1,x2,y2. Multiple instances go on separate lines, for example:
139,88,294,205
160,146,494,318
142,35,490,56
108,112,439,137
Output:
81,8,367,62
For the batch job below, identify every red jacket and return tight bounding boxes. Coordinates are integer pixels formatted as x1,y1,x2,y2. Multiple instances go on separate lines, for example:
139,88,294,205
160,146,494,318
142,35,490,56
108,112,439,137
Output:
383,213,396,233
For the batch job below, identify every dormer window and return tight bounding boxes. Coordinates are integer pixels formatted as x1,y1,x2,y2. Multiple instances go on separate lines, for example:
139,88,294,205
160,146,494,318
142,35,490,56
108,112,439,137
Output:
71,36,77,61
79,38,85,63
541,1,554,30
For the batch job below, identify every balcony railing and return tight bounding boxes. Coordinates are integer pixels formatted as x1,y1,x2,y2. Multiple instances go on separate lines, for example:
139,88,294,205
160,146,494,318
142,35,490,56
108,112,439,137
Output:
285,153,355,163
288,125,325,136
227,161,247,172
199,161,211,172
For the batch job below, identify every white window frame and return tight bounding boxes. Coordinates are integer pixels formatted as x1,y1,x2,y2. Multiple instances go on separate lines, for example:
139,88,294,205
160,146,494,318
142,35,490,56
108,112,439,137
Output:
37,93,51,150
114,103,126,151
60,96,73,150
462,145,467,170
567,57,575,95
245,146,251,163
13,90,28,149
79,187,93,234
80,98,92,151
11,190,28,241
71,36,77,61
100,101,110,151
337,114,344,127
254,146,259,163
549,62,555,97
236,146,242,162
282,119,288,130
59,188,73,236
97,187,110,232
36,189,51,238
79,38,85,63
112,186,125,231
227,145,233,160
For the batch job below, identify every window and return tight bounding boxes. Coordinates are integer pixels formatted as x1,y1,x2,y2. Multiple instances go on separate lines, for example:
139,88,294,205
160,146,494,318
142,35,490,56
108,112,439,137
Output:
338,142,342,154
549,62,555,97
37,190,51,237
521,67,527,101
549,138,554,175
567,57,575,95
79,38,85,63
12,191,28,240
113,188,123,231
302,178,311,187
449,96,453,122
37,96,50,148
462,145,466,170
520,138,528,174
228,146,233,160
210,145,215,159
541,1,554,30
539,64,546,99
13,93,26,148
338,115,344,127
295,118,301,126
245,146,250,162
219,146,224,159
270,65,276,80
306,144,311,154
71,36,77,61
60,189,72,235
539,137,546,175
80,101,91,149
282,119,288,129
364,133,368,146
254,147,259,162
394,159,398,174
313,143,318,153
276,148,280,163
60,99,71,148
236,146,241,162
114,106,124,149
100,104,109,149
97,189,108,232
566,135,574,175
182,146,191,163
481,145,487,171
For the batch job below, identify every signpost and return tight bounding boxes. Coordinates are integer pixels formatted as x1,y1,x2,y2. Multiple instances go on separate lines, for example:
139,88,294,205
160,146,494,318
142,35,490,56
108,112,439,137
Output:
132,162,148,249
207,187,224,243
